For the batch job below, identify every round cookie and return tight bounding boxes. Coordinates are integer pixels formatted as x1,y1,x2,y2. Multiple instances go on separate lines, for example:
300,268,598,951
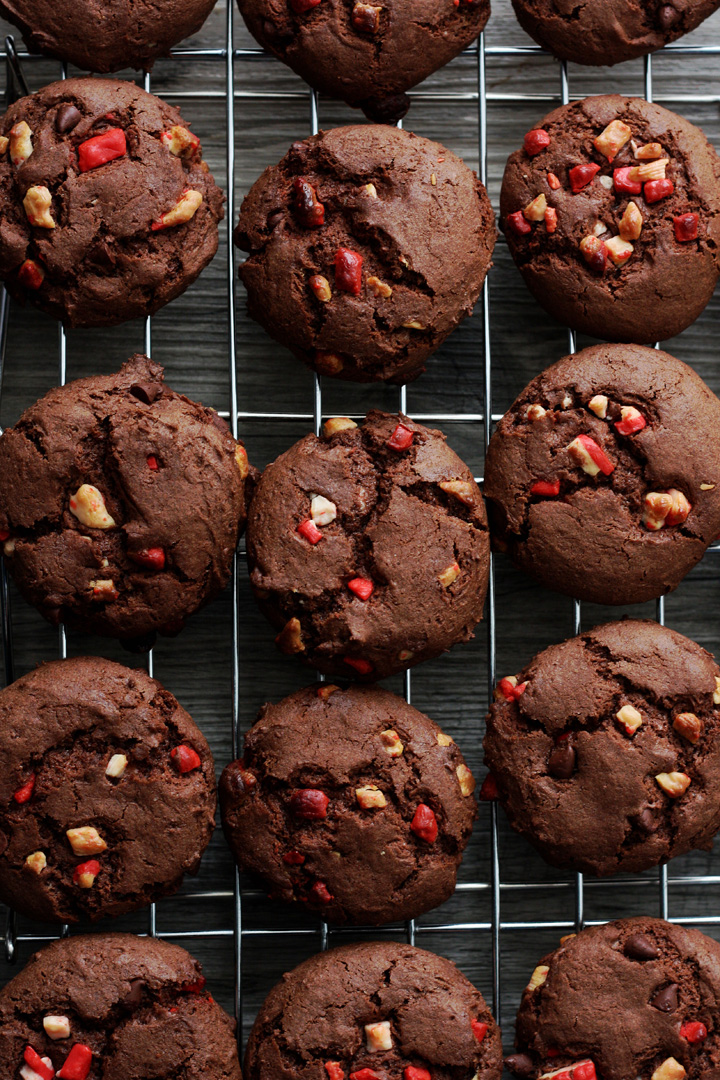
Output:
244,941,503,1080
0,77,224,328
246,410,490,680
220,683,477,925
484,619,720,877
483,343,720,605
0,0,216,73
512,0,720,67
235,125,495,383
0,656,216,923
238,0,490,123
506,917,720,1080
0,932,243,1080
500,95,720,343
0,355,250,645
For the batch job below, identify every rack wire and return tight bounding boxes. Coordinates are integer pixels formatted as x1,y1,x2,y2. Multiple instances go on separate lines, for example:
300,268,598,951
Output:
2,2,720,1055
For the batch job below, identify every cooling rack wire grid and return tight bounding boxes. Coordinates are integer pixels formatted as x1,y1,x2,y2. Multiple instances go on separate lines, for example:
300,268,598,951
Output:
2,4,720,1053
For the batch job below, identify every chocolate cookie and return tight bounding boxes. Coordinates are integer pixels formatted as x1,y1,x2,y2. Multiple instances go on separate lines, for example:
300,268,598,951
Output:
484,619,720,877
246,410,490,680
238,0,490,123
506,917,720,1080
0,355,250,645
0,932,243,1080
483,343,720,605
512,0,720,67
0,77,224,327
235,125,495,383
0,0,216,73
0,656,216,923
244,941,503,1080
220,683,477,924
500,95,720,343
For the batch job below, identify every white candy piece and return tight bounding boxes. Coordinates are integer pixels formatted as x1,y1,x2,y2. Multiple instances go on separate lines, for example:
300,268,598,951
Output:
69,484,115,529
43,1014,71,1040
106,753,128,778
21,1058,53,1080
365,1020,393,1052
310,495,337,527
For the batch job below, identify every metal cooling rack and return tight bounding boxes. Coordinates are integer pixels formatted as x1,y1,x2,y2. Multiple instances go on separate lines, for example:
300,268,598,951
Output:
2,3,720,1056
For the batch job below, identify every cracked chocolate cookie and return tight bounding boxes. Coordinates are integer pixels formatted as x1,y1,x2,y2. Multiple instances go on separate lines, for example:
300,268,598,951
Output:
505,917,720,1080
500,95,720,342
246,410,490,680
237,0,490,123
0,0,216,73
512,0,720,67
235,125,495,383
484,619,720,877
0,77,224,327
220,683,477,925
244,941,503,1080
0,656,216,924
0,355,250,645
0,932,243,1080
483,343,720,605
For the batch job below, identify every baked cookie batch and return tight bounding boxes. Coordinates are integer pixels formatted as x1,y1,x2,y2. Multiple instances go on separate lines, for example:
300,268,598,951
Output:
2,2,720,1080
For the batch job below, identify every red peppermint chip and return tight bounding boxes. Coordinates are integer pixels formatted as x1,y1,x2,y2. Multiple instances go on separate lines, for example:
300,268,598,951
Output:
573,1064,597,1080
479,774,498,801
644,178,674,203
335,248,363,295
613,167,642,195
387,423,414,451
507,210,532,236
530,479,560,497
297,519,323,544
471,1019,488,1042
77,128,126,172
344,656,374,675
171,745,202,773
523,129,551,156
24,1047,54,1080
128,547,166,571
13,774,35,804
348,577,374,600
614,408,646,436
310,880,333,904
146,455,159,470
680,1021,708,1043
404,1069,431,1080
292,177,325,227
282,849,305,866
18,259,45,289
350,1071,381,1080
674,212,699,242
57,1043,93,1080
181,975,207,993
289,788,329,819
325,1065,345,1080
569,163,600,193
410,803,438,843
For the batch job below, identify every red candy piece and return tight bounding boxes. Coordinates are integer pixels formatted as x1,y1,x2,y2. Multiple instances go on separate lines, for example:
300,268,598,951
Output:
128,547,165,571
524,129,551,156
289,788,329,819
574,433,615,475
546,1049,560,1058
13,774,35,804
147,455,159,470
573,1064,597,1080
530,479,560,497
310,881,333,904
410,803,438,843
388,423,414,451
181,975,207,993
292,177,325,227
24,1047,54,1080
350,1071,381,1080
614,410,646,436
569,163,600,193
674,213,699,242
282,849,305,865
297,518,323,544
18,259,45,289
171,745,201,773
479,774,498,800
471,1020,488,1042
326,1065,345,1080
0,528,9,541
680,1021,708,1043
344,656,373,675
290,0,322,12
507,210,532,236
613,167,642,195
335,248,363,295
72,860,100,886
404,1070,431,1080
57,1044,93,1080
644,178,674,203
77,128,126,172
498,677,527,701
348,577,374,600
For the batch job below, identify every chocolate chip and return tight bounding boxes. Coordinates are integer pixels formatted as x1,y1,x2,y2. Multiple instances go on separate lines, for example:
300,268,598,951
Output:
55,104,82,134
129,381,162,404
266,210,285,232
122,977,145,1009
658,4,681,29
624,933,660,961
505,1054,535,1078
651,983,679,1012
548,744,576,779
361,92,411,125
637,807,659,834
